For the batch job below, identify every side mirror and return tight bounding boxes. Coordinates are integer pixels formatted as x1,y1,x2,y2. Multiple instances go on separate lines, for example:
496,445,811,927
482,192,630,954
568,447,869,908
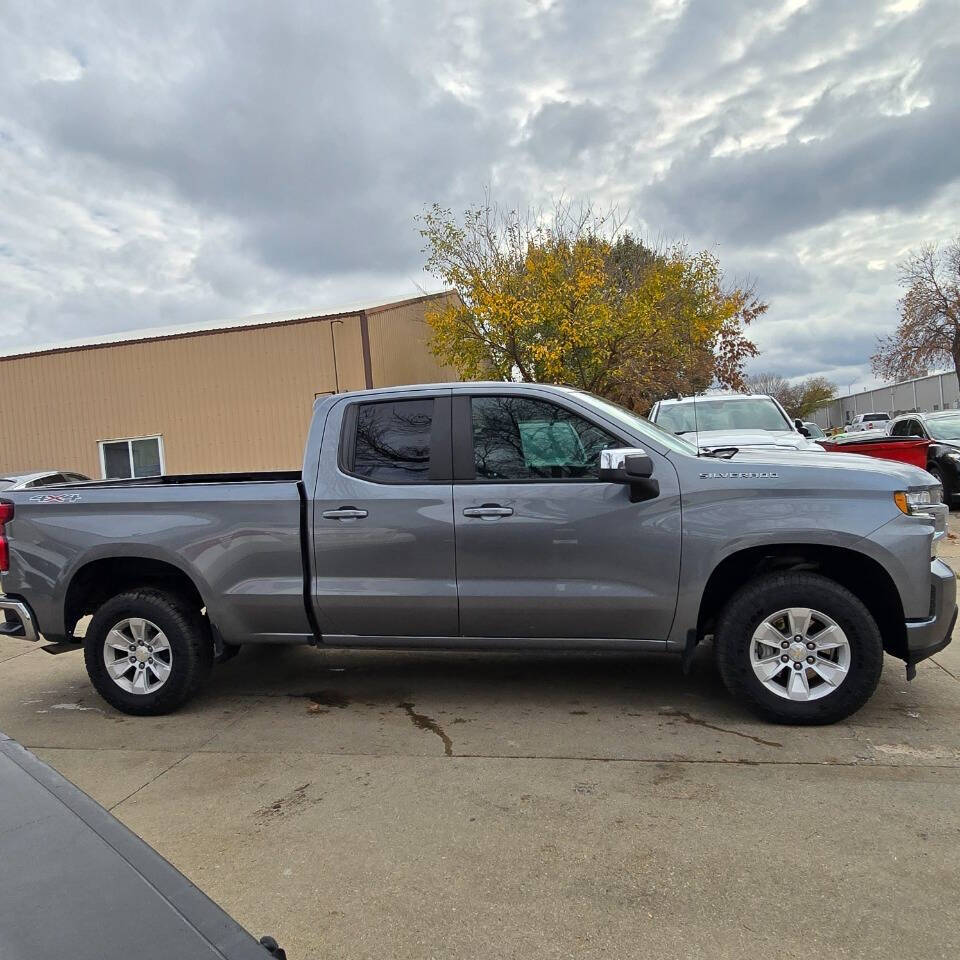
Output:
599,448,659,502
794,418,810,436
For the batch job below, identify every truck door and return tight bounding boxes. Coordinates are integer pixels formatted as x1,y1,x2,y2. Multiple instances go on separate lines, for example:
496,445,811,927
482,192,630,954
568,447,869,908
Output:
452,392,681,641
312,392,458,638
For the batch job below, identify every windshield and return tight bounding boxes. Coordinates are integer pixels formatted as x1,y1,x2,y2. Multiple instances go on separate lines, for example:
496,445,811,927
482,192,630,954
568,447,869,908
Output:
574,392,698,456
0,479,13,491
654,397,791,434
925,416,960,441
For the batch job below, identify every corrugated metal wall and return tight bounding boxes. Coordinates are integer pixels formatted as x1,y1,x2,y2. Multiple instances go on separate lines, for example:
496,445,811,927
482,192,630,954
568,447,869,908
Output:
0,312,376,476
365,294,460,388
812,370,960,428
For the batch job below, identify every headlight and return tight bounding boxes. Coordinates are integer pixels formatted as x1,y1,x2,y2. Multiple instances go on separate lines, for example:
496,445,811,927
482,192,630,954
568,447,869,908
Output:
894,488,940,516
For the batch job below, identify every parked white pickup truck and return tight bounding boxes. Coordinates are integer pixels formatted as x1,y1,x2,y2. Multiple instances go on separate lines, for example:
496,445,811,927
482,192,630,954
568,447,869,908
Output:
648,393,822,453
848,412,891,432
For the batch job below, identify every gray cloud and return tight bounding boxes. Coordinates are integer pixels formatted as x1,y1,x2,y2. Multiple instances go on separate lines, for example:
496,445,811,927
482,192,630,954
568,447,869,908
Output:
1,0,959,391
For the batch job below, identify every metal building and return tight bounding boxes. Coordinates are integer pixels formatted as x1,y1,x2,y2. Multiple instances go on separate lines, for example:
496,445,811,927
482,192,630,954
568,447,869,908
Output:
0,292,459,478
812,369,960,429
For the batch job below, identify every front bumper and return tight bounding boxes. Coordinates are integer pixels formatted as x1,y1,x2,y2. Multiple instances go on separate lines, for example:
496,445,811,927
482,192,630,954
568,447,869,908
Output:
903,558,956,677
0,596,39,643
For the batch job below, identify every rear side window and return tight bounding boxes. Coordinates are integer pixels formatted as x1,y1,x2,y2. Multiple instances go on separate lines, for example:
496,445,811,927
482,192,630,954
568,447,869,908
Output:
470,396,618,481
350,399,434,482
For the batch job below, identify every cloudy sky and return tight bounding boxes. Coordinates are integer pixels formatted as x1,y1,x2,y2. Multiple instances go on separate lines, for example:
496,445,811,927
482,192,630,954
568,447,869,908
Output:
2,0,958,390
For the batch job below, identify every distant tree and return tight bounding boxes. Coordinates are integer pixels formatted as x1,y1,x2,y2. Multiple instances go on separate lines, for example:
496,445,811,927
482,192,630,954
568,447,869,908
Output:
790,376,837,420
872,237,960,382
417,198,763,412
747,371,836,420
746,371,794,409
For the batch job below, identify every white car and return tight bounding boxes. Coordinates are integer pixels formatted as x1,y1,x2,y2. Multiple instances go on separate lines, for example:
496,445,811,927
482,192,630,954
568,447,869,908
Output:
847,412,890,432
648,393,823,452
0,470,90,491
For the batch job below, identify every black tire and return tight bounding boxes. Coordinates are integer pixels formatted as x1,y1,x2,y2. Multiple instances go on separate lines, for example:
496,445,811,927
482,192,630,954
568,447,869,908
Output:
715,571,883,725
83,588,213,715
215,641,242,664
927,464,949,503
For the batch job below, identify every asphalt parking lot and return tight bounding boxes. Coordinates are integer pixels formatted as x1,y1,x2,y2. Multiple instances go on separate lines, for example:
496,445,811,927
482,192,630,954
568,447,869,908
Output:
3,531,960,959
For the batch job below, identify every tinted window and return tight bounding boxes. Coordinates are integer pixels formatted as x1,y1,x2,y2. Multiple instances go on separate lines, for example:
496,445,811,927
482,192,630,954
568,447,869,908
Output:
890,420,909,437
471,396,618,481
352,399,433,482
863,413,889,421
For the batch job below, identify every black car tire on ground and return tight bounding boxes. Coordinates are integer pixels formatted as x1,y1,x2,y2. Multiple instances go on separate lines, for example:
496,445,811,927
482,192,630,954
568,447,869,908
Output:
715,571,884,725
83,588,213,715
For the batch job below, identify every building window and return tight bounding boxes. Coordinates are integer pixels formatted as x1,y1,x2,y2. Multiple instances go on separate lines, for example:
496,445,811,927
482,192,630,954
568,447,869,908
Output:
99,436,164,480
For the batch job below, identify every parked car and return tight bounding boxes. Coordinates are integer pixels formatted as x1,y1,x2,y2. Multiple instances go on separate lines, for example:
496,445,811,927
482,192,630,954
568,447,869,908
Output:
888,411,960,502
648,393,821,452
1,382,954,725
0,471,90,491
0,731,286,960
847,412,890,432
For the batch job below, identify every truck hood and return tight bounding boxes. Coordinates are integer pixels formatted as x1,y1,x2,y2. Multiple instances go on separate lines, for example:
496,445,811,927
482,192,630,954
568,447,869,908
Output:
715,447,935,489
690,429,821,452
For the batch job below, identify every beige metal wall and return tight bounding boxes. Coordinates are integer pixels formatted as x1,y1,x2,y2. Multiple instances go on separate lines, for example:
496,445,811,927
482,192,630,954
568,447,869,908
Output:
366,294,460,388
0,314,369,476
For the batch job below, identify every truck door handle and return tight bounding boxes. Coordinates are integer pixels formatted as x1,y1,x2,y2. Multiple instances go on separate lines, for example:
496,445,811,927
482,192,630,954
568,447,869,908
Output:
462,505,514,519
322,507,369,521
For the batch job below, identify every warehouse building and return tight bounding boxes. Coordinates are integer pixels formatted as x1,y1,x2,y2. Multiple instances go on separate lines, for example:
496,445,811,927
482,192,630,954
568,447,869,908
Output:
812,369,960,430
0,292,458,478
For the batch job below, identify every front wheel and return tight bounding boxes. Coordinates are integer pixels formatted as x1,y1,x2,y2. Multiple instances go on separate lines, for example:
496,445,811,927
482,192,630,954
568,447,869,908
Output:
715,572,884,724
83,588,213,715
927,464,950,503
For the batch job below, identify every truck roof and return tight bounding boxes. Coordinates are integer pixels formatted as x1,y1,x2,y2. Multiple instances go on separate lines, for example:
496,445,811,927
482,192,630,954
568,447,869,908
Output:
317,381,588,401
655,393,775,406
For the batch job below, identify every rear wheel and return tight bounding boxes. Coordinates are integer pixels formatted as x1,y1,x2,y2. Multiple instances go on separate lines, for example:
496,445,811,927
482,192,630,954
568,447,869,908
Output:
83,588,213,715
715,572,883,724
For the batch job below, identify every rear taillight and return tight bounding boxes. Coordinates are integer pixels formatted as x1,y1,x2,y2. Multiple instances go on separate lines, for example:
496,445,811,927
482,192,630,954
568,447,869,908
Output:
0,501,13,572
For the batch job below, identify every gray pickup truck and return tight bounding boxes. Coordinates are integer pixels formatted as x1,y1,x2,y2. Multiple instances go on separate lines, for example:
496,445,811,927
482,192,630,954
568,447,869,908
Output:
1,382,955,724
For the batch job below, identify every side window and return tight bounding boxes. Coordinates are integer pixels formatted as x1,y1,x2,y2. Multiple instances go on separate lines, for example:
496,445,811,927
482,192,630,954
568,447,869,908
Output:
350,399,434,482
470,396,619,481
890,420,907,437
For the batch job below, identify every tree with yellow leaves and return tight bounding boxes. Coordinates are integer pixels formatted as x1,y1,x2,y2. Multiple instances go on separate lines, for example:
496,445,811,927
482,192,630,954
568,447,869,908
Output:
418,199,764,412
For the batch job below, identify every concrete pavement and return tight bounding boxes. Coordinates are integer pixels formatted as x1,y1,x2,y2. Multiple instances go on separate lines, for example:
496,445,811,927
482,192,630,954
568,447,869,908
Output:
2,534,959,958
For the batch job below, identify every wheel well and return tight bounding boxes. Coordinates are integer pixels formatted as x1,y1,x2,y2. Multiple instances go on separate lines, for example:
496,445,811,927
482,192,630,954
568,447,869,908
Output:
698,545,907,660
64,557,205,639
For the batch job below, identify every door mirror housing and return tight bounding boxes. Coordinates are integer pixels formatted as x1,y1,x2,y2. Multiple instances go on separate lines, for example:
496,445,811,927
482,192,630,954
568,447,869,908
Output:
599,448,658,502
794,418,810,436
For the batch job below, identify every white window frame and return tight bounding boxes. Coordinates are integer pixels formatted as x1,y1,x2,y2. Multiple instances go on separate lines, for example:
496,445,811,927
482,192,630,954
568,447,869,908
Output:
98,435,166,480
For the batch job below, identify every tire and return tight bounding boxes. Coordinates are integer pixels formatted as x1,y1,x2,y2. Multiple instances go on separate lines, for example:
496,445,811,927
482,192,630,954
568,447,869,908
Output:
715,571,883,725
927,464,949,503
83,588,213,715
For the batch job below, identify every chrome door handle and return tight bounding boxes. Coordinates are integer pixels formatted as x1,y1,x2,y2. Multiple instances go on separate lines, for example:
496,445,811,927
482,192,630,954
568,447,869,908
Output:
322,508,369,520
462,505,514,519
